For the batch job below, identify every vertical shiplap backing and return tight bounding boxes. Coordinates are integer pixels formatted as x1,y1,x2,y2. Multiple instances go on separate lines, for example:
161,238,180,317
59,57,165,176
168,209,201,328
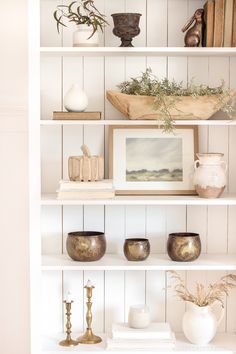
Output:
40,0,236,338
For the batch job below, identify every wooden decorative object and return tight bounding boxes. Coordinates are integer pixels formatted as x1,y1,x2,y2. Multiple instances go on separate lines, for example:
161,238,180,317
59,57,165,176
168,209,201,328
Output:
68,145,104,182
106,90,228,120
181,9,204,47
53,111,101,120
109,125,198,196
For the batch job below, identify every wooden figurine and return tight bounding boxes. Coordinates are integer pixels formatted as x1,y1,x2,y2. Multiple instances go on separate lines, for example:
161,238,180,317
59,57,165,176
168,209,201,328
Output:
68,145,104,182
182,9,204,47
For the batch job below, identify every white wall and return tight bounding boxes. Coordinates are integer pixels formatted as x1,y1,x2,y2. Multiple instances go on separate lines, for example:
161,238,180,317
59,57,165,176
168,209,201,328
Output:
0,1,30,354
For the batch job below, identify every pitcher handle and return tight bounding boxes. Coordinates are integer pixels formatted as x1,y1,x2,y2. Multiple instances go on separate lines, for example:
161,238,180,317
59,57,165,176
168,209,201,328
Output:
211,301,225,327
194,160,200,170
221,161,227,173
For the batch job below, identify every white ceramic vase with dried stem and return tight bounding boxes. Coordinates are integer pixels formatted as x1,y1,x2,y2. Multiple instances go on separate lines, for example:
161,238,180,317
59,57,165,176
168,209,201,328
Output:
182,302,224,345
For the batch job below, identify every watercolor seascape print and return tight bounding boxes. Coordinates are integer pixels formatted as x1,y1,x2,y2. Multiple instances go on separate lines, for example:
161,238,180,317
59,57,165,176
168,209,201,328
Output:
126,138,183,182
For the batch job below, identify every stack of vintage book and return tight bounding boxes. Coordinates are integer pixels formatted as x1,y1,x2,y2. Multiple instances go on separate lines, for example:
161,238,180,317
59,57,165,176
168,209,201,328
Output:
204,0,236,47
106,323,176,350
56,179,115,199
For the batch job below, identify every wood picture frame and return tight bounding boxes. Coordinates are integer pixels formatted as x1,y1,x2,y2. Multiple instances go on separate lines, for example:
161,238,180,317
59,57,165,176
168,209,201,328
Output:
109,125,198,195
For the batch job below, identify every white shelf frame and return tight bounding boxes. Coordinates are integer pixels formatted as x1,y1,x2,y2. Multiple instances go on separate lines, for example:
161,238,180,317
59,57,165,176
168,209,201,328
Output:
43,333,236,354
40,47,236,57
42,254,236,271
31,2,236,354
41,194,236,206
40,119,236,126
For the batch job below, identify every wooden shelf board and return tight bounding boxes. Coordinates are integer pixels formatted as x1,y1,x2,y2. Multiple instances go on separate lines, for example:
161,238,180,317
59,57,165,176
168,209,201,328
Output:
42,333,236,353
41,194,236,206
40,119,236,126
42,254,236,271
40,47,236,57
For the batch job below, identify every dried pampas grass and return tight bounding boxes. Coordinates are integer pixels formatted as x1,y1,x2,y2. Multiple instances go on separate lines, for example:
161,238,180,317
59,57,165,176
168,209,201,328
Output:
169,271,236,308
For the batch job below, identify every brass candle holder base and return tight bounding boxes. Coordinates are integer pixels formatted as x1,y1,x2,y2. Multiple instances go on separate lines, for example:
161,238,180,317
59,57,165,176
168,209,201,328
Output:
59,338,79,347
59,300,78,347
77,329,102,344
79,280,103,345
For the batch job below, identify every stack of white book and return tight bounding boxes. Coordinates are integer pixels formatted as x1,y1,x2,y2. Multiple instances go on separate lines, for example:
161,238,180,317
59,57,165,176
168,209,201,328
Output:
56,179,115,199
107,322,176,350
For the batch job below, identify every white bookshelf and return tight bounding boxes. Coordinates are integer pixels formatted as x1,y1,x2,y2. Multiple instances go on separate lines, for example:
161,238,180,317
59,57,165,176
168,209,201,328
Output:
40,47,236,57
43,333,236,354
40,119,236,126
30,0,236,353
41,194,236,206
42,254,236,271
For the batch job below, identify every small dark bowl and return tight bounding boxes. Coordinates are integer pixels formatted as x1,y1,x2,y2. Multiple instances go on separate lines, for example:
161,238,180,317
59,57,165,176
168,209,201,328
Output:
124,238,150,261
66,231,106,262
167,232,201,262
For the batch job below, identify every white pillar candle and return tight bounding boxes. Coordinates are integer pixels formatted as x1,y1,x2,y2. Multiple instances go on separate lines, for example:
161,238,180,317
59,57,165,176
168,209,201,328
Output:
128,305,150,329
65,291,72,303
86,279,93,288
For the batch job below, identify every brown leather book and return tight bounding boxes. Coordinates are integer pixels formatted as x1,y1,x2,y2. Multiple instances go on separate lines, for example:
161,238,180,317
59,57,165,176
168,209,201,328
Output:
224,0,234,46
204,0,215,47
52,111,101,120
213,0,225,47
232,0,236,46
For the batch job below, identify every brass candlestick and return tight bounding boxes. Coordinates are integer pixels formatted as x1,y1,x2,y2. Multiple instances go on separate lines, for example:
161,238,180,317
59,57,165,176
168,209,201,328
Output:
77,280,102,344
59,301,78,347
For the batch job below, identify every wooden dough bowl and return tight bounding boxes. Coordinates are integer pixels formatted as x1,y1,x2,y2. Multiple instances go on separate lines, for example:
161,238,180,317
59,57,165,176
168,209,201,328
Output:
106,90,234,120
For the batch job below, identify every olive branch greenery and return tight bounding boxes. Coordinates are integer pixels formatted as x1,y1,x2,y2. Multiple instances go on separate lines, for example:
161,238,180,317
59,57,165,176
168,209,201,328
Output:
118,68,235,133
53,0,109,39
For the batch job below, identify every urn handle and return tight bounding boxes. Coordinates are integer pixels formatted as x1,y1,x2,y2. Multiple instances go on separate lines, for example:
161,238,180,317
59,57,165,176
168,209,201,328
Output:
221,161,228,173
211,301,225,327
194,160,200,170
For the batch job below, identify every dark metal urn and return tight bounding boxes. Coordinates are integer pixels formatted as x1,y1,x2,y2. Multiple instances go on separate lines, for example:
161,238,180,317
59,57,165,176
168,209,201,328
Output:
66,231,106,262
111,13,142,47
167,232,201,262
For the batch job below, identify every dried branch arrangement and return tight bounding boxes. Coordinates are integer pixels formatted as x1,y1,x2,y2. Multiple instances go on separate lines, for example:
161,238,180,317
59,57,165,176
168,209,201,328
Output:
54,0,108,38
169,270,236,307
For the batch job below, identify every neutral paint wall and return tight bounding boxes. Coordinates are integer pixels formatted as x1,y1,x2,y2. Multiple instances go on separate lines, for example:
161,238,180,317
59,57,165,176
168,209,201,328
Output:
0,1,30,354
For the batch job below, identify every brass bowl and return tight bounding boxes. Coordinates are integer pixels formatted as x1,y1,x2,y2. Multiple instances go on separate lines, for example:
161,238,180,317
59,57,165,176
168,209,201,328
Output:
167,232,201,262
124,238,150,261
66,231,106,262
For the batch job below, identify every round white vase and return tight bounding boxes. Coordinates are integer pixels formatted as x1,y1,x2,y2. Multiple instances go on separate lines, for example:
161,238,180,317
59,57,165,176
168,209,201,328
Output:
73,24,99,47
64,84,88,112
193,153,227,198
182,302,224,345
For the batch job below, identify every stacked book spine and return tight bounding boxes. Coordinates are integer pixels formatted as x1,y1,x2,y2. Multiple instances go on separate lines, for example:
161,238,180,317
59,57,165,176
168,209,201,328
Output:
106,322,176,350
204,0,236,47
57,180,115,199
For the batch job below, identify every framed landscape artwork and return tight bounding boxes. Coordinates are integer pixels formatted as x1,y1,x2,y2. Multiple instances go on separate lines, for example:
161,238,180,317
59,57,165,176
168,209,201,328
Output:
109,125,198,195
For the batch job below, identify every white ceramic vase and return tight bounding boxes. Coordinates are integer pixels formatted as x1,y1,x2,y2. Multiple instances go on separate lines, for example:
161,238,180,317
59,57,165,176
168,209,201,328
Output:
64,84,88,112
193,153,227,198
182,302,224,345
73,24,99,47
